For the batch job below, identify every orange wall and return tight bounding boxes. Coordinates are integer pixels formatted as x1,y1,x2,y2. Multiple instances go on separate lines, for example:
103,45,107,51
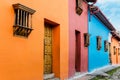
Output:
111,37,120,64
0,0,68,80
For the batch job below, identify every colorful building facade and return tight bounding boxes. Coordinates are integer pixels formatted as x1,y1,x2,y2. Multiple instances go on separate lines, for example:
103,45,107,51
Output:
110,31,120,64
1,0,120,80
0,0,69,80
68,0,90,78
88,6,116,72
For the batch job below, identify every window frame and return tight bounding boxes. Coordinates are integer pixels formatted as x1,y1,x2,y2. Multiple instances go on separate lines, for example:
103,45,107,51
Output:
76,0,83,15
118,48,120,55
113,46,116,55
104,40,108,52
84,33,90,47
13,3,36,37
108,42,111,54
97,36,102,50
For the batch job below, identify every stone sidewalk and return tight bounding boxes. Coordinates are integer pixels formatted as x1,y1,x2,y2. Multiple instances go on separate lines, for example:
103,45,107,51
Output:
68,65,120,80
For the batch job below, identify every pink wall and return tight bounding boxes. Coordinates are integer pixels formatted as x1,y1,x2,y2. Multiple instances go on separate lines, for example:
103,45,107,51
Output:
68,0,88,77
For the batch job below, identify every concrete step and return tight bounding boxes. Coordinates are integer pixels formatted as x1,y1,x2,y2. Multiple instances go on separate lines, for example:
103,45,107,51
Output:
44,73,60,80
44,73,54,80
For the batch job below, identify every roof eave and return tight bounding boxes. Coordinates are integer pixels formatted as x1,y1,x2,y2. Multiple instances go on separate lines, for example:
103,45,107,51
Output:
111,31,120,41
89,5,116,31
86,0,97,2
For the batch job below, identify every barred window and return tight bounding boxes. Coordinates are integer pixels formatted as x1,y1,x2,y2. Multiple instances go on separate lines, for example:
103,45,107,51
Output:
84,33,90,47
76,0,83,15
14,9,32,27
13,3,35,37
113,46,116,55
97,36,101,50
104,40,108,52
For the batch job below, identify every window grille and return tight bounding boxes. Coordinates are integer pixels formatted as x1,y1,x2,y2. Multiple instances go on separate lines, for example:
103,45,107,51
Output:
13,3,36,37
104,40,108,52
97,36,101,50
76,0,83,15
84,33,90,47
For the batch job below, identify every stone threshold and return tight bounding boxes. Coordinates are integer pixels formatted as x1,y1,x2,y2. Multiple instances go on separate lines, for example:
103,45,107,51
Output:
44,73,55,80
44,73,60,80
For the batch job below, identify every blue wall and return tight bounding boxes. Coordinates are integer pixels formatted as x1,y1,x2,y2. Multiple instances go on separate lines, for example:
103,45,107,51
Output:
88,12,110,72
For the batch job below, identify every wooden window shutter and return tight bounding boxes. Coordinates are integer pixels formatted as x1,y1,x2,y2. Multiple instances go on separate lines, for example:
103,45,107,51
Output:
76,0,83,15
113,46,116,55
104,40,108,52
84,33,90,47
118,48,120,55
97,36,101,50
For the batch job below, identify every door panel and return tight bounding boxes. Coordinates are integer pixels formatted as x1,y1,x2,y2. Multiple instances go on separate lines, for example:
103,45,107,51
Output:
44,24,52,74
116,48,118,64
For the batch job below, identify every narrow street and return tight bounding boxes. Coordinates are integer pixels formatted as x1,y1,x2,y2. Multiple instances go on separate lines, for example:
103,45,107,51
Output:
69,65,120,80
1,0,120,80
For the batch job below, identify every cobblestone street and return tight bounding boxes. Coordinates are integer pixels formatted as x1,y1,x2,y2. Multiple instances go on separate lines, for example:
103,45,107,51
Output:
102,68,120,80
68,65,120,80
84,66,120,80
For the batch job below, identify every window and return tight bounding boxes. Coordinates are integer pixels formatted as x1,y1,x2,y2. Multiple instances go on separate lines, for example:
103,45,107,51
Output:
97,36,101,50
104,40,108,52
76,0,83,15
108,43,111,53
13,3,36,37
84,33,90,47
113,46,116,55
118,48,120,55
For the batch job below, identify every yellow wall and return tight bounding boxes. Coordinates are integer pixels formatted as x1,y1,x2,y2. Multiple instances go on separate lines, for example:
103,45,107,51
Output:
0,0,68,80
111,37,120,64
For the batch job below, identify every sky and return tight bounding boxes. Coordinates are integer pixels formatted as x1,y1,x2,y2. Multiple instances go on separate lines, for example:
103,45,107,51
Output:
96,0,120,30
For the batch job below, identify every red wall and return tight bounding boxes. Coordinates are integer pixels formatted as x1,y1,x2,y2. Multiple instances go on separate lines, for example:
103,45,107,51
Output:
68,0,88,77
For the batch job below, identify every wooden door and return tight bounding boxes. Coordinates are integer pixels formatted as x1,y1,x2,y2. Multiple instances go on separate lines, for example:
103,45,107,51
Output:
44,23,52,74
108,43,112,64
116,48,118,64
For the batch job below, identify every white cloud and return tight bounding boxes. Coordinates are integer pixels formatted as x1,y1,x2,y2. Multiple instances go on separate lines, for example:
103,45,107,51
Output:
97,0,120,4
96,0,120,30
